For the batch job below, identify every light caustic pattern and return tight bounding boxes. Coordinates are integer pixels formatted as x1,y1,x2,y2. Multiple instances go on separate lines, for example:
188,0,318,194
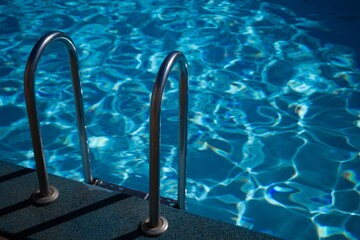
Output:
0,1,359,239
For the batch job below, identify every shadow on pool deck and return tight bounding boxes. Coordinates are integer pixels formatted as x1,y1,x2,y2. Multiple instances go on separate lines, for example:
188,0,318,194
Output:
0,161,281,240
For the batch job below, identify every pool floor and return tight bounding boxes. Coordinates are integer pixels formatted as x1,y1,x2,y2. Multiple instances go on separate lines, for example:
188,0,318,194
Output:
0,160,280,240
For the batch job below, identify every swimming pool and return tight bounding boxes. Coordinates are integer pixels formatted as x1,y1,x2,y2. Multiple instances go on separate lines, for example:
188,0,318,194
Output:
1,0,359,239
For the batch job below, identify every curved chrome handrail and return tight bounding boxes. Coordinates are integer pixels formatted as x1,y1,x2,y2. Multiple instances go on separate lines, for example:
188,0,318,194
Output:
24,31,93,205
141,51,188,236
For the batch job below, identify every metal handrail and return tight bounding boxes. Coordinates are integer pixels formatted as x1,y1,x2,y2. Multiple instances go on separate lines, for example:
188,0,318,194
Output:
141,51,188,237
24,31,93,205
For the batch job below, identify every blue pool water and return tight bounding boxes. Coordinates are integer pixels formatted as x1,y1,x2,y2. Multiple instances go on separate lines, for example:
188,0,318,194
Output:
1,0,360,239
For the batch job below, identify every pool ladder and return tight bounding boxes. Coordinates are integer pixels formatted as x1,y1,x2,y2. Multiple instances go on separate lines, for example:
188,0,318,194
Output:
24,31,188,237
24,32,94,205
140,51,188,237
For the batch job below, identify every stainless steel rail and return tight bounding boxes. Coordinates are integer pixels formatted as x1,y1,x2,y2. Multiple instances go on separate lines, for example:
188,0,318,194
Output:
24,31,93,205
141,51,188,237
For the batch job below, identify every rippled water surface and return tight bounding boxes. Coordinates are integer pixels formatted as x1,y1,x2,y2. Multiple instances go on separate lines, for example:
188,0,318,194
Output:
1,0,360,239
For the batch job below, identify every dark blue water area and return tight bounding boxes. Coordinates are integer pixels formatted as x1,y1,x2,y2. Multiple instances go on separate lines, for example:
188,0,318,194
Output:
273,0,360,66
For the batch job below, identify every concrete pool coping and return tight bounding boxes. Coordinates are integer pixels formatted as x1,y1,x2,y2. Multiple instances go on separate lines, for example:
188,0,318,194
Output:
0,161,281,240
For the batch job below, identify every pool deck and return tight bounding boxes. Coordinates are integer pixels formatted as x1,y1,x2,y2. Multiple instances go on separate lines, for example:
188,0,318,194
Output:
0,161,281,240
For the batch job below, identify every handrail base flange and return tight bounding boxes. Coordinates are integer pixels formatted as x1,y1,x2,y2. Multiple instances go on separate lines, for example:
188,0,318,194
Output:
31,186,59,205
140,216,168,237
